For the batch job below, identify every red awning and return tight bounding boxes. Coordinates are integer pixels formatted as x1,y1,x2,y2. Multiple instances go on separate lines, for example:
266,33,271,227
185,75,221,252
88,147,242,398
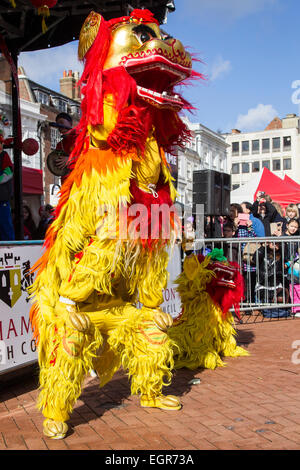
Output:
22,166,43,195
283,174,300,190
254,167,300,207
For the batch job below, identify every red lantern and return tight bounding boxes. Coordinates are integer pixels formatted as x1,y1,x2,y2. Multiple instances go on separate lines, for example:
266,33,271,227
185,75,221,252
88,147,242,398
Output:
29,0,57,6
29,0,58,33
22,138,39,156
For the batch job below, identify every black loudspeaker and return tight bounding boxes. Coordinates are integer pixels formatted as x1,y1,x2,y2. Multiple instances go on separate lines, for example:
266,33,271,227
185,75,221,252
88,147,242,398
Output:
192,170,231,216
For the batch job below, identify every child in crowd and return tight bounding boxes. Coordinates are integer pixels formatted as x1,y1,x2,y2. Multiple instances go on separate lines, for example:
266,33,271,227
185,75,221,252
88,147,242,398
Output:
284,204,299,235
222,221,239,263
285,203,299,222
255,241,290,317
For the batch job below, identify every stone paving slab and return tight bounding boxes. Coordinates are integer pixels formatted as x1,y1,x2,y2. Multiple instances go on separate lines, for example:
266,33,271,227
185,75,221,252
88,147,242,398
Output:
0,318,300,450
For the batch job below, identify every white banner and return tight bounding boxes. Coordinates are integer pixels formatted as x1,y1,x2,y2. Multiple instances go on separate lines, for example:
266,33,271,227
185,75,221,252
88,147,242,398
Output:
0,244,42,374
161,244,182,319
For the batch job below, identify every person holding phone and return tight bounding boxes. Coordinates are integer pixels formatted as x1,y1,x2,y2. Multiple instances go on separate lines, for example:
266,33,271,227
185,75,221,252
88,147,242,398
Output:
227,203,256,238
241,201,265,237
252,191,277,236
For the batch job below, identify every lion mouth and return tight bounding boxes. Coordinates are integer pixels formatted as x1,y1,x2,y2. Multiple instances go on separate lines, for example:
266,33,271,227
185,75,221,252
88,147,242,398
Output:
122,52,191,110
136,85,183,110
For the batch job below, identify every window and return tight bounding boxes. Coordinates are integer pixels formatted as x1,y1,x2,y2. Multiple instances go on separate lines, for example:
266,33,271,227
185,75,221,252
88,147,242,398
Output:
262,138,270,152
272,159,281,171
262,160,270,169
232,163,240,174
50,127,60,149
252,139,259,154
204,147,209,164
283,158,292,170
232,142,239,155
34,90,49,106
252,161,260,172
242,141,249,154
283,136,291,150
272,137,280,152
242,162,250,173
70,104,81,117
213,153,219,169
178,157,182,176
187,163,192,180
52,97,68,113
58,99,67,113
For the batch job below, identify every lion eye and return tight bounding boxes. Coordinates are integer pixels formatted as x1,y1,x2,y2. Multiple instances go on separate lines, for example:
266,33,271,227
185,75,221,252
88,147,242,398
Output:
139,31,151,43
133,25,157,44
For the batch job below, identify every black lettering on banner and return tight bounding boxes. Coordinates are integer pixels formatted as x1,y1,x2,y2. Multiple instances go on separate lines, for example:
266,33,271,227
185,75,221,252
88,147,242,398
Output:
7,345,14,360
31,339,36,352
21,341,27,355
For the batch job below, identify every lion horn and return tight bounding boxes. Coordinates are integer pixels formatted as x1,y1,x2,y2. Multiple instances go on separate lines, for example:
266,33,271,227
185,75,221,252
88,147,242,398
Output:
78,11,103,60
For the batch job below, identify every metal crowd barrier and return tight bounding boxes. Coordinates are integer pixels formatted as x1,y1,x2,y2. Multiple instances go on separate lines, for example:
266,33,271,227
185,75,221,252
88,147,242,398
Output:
192,236,300,323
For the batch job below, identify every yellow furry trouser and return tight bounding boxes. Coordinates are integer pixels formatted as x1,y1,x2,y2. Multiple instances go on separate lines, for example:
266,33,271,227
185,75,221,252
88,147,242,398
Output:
37,303,176,423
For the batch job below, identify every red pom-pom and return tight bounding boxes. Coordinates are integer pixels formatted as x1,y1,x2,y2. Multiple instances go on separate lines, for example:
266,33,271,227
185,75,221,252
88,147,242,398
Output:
130,9,159,25
22,138,39,156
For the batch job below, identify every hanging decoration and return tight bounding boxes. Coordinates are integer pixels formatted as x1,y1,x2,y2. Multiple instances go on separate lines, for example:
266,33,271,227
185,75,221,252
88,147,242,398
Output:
7,1,58,33
29,0,58,33
0,109,10,127
22,137,39,156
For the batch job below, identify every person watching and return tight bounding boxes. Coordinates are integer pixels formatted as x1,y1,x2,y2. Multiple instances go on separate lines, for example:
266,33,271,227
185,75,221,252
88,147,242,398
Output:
54,113,78,183
252,191,278,236
241,201,265,237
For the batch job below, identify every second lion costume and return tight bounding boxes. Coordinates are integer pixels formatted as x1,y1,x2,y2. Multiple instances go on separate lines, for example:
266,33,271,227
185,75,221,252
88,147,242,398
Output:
170,250,249,370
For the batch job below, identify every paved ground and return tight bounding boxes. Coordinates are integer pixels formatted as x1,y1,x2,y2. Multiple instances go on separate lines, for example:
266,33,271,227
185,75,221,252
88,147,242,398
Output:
1,317,300,451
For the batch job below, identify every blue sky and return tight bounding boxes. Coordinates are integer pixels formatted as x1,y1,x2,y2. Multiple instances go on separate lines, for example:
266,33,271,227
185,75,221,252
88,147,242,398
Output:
19,0,299,133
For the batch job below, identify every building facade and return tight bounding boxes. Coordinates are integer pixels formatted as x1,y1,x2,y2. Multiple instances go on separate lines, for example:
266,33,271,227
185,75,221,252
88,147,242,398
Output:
21,70,81,205
0,55,81,207
225,114,300,189
176,116,229,207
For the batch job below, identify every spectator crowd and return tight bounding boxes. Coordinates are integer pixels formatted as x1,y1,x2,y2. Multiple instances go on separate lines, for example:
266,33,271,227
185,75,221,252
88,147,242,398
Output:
192,192,300,319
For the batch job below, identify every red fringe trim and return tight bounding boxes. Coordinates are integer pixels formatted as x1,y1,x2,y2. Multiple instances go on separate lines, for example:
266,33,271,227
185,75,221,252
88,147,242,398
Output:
128,177,177,250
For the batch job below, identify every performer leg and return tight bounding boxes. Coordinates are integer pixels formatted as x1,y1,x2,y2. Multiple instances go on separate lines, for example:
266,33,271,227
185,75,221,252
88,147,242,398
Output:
106,304,181,410
37,302,102,439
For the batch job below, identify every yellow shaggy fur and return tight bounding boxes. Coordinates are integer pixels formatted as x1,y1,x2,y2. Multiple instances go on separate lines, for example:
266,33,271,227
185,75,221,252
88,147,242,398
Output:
169,256,249,370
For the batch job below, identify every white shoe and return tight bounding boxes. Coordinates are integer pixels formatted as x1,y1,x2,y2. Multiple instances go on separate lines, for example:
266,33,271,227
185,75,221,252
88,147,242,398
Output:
294,312,300,318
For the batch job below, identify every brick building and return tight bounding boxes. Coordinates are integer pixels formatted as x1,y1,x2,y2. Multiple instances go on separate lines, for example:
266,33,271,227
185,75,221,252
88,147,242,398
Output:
0,54,81,206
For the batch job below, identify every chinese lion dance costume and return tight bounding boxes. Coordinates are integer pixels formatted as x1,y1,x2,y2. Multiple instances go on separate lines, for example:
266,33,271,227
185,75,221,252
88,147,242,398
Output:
29,9,199,439
169,251,249,370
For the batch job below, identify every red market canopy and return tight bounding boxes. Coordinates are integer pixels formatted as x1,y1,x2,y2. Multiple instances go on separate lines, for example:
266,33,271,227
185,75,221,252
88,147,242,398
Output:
22,166,43,194
283,174,300,191
231,167,300,208
254,167,300,207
